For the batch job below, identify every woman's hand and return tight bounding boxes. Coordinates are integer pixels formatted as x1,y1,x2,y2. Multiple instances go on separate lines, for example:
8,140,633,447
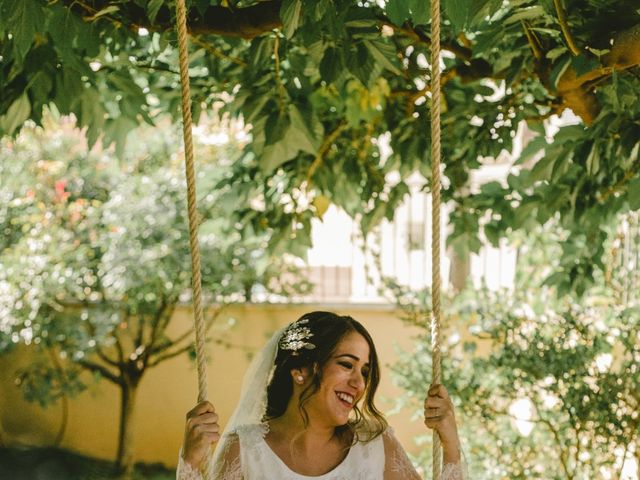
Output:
182,401,221,468
424,384,460,464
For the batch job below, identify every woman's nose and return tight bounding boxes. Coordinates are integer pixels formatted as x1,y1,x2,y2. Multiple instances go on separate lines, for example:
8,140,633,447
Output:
349,370,365,390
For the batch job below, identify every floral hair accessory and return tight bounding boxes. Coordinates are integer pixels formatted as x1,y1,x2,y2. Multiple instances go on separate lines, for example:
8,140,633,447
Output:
279,318,316,354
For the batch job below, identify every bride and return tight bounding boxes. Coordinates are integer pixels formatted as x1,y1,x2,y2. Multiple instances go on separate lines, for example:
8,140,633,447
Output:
177,311,465,479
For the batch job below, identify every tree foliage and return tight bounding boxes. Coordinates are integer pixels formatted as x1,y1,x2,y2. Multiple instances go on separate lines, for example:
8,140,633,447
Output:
387,222,640,478
1,0,639,291
0,115,311,472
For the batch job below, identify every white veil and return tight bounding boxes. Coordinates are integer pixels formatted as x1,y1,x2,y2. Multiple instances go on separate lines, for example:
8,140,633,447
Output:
207,325,287,477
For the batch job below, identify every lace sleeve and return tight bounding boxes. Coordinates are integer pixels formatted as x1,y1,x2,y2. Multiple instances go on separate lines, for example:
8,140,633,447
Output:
176,433,243,480
382,429,422,480
176,447,204,480
207,432,243,480
382,429,467,480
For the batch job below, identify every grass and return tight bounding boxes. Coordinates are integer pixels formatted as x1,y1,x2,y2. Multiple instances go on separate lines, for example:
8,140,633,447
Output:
0,447,175,480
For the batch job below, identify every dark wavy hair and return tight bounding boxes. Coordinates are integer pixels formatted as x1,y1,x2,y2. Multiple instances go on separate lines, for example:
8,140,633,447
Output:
264,311,387,442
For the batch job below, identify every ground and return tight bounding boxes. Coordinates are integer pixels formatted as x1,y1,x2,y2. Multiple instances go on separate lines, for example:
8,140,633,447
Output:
0,447,174,480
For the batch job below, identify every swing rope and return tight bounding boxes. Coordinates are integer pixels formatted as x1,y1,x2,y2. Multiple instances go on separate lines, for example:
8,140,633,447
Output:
174,0,444,474
430,0,444,476
175,0,208,404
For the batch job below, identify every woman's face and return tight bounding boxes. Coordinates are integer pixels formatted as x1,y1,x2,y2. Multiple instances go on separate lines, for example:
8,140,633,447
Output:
306,330,371,427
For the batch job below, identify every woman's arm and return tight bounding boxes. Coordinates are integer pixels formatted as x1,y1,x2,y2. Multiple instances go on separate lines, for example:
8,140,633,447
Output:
383,383,466,479
177,432,243,480
382,428,466,480
181,401,221,469
177,401,243,480
423,384,461,464
382,429,422,480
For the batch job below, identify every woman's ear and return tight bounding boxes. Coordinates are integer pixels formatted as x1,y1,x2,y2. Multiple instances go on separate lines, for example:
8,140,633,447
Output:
291,368,305,385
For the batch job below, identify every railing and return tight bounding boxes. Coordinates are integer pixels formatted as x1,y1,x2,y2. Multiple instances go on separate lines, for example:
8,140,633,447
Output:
302,189,517,304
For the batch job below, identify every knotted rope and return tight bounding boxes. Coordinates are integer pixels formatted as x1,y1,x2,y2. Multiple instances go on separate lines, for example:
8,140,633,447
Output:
430,0,443,477
175,0,208,404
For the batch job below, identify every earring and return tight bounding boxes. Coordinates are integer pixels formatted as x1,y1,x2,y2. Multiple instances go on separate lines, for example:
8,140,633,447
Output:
296,375,304,383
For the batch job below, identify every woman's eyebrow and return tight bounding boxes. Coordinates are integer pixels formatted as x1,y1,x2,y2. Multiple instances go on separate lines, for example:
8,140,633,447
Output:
335,353,370,366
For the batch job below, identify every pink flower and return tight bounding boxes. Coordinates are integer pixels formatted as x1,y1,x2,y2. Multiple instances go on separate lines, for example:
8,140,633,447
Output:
54,180,70,202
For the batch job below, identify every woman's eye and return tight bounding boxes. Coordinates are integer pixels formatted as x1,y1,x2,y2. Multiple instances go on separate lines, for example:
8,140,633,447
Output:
362,370,370,378
339,361,353,369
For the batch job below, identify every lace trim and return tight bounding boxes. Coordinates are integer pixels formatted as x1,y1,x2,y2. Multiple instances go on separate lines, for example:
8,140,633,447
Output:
209,453,242,480
442,462,465,480
209,431,244,480
382,428,468,480
176,448,203,480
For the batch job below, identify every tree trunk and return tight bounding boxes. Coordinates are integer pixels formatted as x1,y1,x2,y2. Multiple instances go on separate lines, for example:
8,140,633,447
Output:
115,373,141,478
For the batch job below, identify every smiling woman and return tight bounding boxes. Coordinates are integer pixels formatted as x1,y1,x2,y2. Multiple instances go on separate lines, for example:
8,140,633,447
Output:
177,312,466,480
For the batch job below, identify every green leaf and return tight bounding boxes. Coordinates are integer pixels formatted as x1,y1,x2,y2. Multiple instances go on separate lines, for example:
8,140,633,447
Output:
362,40,402,76
480,181,504,196
259,135,300,173
550,54,571,89
408,0,430,25
484,222,502,246
361,201,387,234
546,46,568,61
78,89,105,141
147,0,164,24
628,178,640,210
280,0,302,39
386,0,410,25
26,71,53,106
193,0,210,16
103,116,137,158
571,54,600,77
515,136,547,166
0,0,10,30
289,104,323,154
54,68,84,114
47,5,79,48
265,111,291,146
249,36,276,68
503,5,544,25
8,0,44,61
86,5,120,22
0,94,31,136
529,153,556,182
585,143,600,175
446,0,469,32
319,46,344,84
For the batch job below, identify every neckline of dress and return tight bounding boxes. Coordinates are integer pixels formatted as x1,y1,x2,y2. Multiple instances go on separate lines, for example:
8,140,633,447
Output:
259,434,356,479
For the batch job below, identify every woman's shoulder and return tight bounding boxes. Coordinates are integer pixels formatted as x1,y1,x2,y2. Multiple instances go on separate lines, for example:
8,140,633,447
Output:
231,422,268,434
229,423,268,448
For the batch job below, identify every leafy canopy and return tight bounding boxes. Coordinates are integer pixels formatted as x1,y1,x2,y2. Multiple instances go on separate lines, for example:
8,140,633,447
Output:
1,0,639,293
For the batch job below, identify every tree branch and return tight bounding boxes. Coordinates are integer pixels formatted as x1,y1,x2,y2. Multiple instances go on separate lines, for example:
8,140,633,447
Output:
61,0,283,40
381,20,472,61
306,121,349,183
274,34,287,114
553,0,581,56
148,301,176,351
77,358,121,385
147,342,192,367
190,36,248,67
84,313,120,367
522,21,543,60
148,335,252,367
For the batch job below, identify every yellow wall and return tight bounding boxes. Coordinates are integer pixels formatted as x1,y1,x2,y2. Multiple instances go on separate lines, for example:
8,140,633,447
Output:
0,304,431,468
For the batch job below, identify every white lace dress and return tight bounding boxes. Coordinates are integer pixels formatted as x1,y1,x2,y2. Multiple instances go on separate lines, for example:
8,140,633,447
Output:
177,424,466,480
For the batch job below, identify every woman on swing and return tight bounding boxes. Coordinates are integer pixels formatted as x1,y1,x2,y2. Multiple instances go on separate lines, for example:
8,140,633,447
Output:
177,311,465,480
